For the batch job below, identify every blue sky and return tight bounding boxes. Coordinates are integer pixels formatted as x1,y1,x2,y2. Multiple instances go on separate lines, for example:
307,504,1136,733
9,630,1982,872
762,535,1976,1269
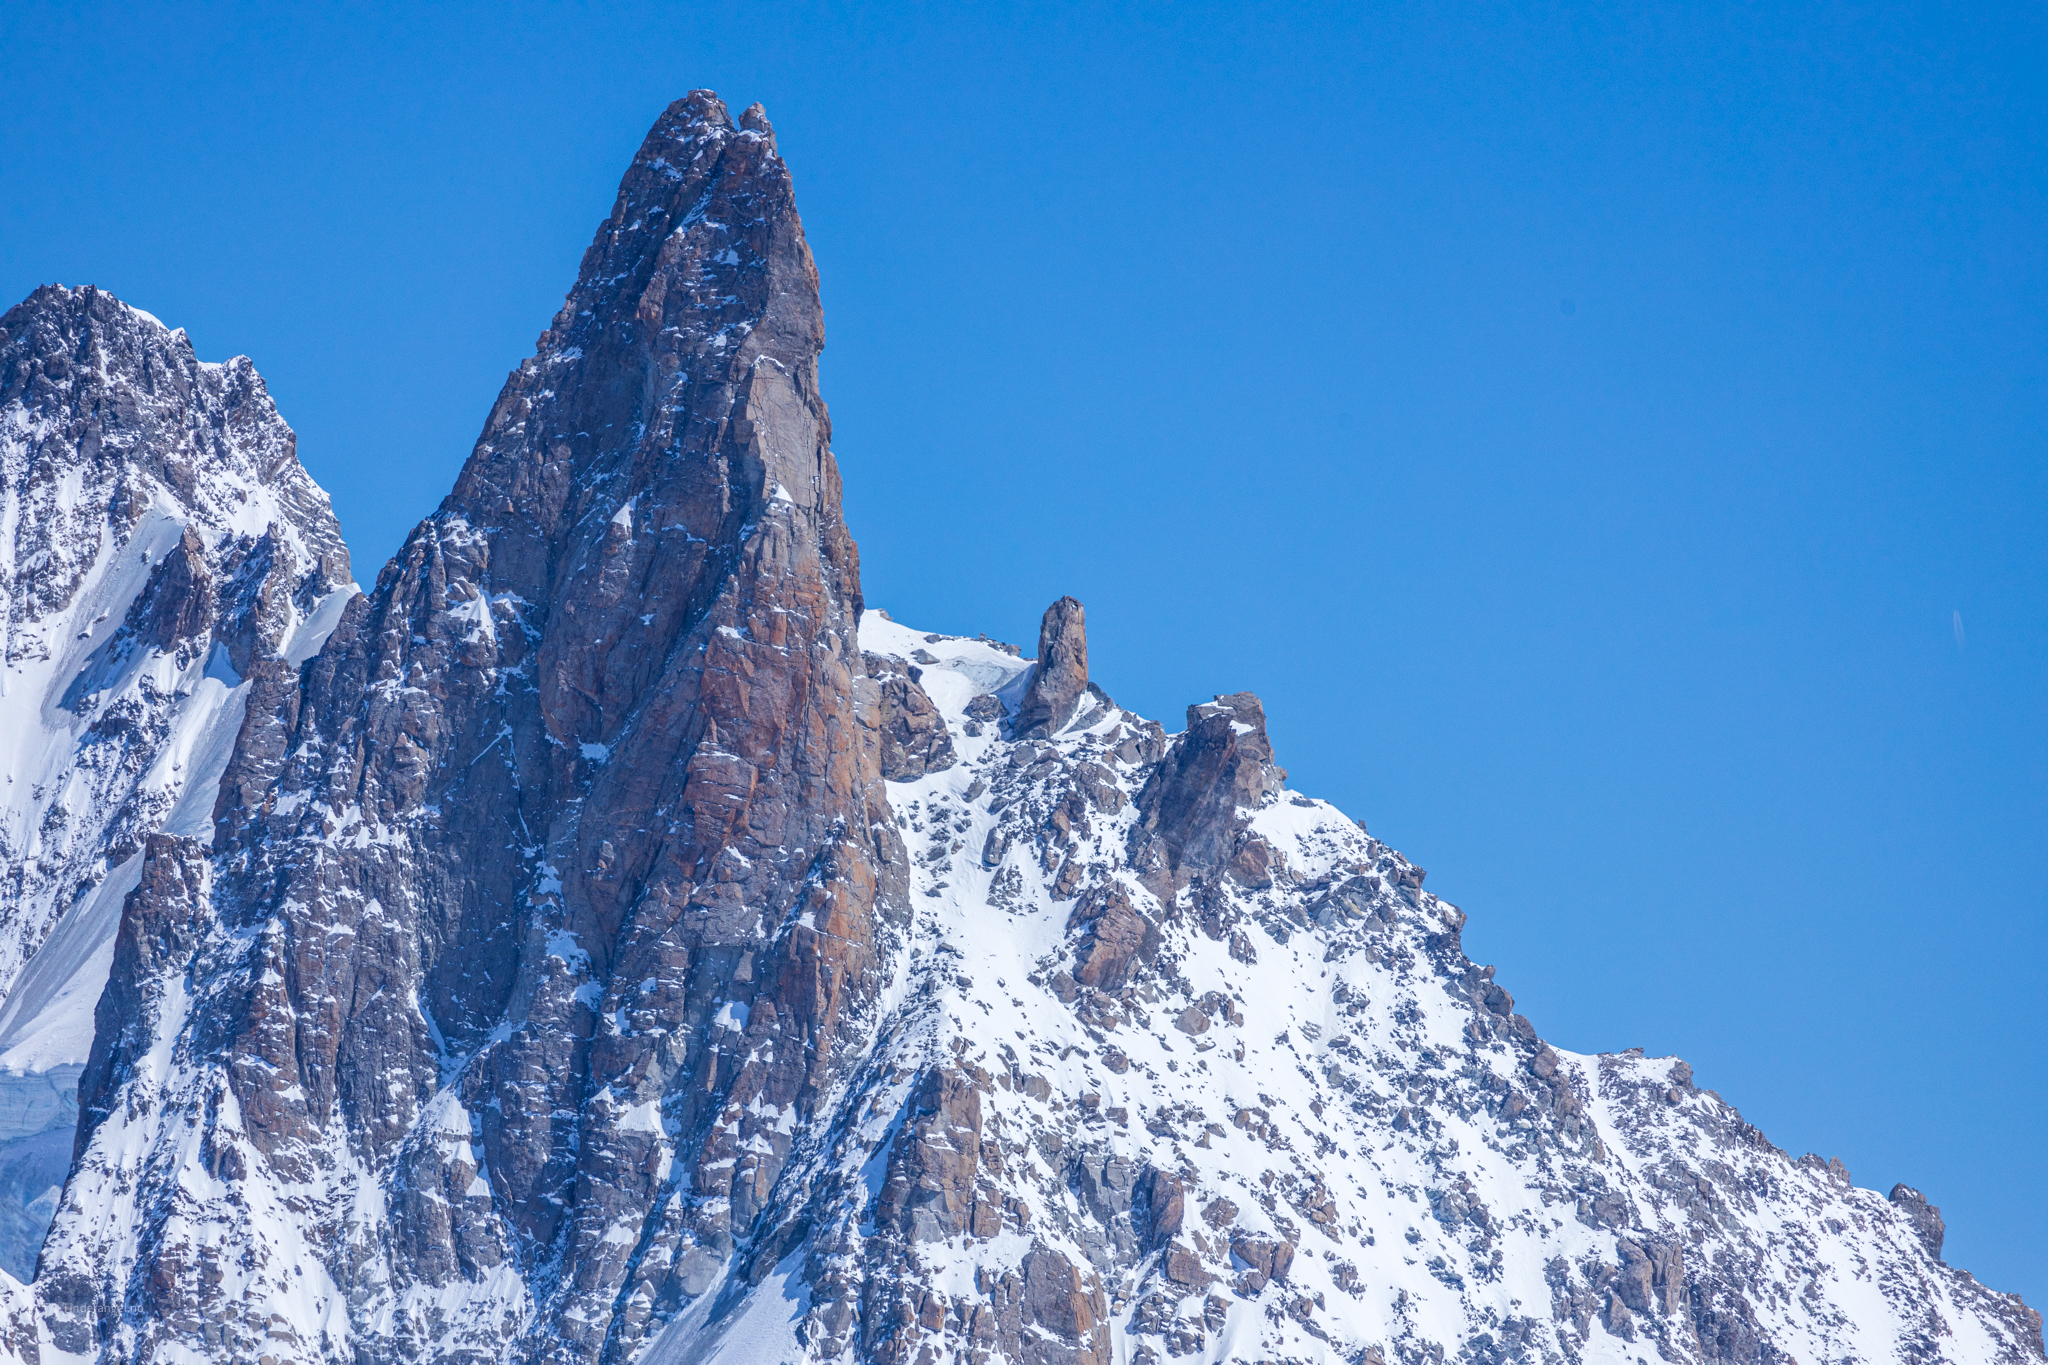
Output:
3,0,2043,1305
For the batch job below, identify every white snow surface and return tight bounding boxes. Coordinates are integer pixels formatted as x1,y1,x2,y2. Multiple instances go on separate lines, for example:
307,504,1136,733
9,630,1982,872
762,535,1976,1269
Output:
644,610,2042,1365
0,289,355,1092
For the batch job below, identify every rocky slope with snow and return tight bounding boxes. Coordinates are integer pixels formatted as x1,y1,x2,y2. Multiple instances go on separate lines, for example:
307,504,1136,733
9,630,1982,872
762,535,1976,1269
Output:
0,91,2037,1365
0,287,352,1282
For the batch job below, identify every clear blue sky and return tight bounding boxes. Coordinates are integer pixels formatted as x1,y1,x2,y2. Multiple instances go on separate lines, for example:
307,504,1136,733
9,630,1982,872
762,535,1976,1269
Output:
4,0,2043,1305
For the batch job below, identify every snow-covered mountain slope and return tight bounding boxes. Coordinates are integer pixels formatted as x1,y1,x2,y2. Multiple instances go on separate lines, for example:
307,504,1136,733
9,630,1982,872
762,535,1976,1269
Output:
0,285,352,1278
0,93,2034,1365
629,605,2042,1365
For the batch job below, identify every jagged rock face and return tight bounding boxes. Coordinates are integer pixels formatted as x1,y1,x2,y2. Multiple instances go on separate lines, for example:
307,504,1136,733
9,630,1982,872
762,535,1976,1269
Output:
0,286,352,1280
36,93,905,1363
1,94,2039,1365
866,653,957,782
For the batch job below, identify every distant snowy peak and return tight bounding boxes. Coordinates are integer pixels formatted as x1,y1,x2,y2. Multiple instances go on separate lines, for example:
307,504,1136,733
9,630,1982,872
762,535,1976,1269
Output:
0,283,354,1274
0,280,355,1033
0,285,349,620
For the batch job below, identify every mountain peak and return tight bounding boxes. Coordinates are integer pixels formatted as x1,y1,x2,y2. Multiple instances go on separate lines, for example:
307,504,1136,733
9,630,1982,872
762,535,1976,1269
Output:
1,99,2039,1365
529,88,809,369
0,282,355,1280
33,95,895,1364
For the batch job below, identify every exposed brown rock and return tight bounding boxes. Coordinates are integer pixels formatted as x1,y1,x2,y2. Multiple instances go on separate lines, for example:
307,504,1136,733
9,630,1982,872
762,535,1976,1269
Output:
1066,882,1158,993
876,1067,987,1243
1164,1244,1210,1287
1230,1233,1295,1284
1013,596,1094,739
865,652,957,780
1130,691,1284,893
976,1248,1110,1365
1144,1168,1186,1245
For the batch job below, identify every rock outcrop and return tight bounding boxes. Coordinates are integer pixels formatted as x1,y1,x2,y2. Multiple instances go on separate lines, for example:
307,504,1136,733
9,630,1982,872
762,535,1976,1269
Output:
866,653,957,781
1892,1182,1949,1260
1130,691,1285,895
1012,596,1100,739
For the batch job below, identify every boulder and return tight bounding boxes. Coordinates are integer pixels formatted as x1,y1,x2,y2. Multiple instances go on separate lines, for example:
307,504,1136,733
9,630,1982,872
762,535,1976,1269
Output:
1889,1183,1946,1260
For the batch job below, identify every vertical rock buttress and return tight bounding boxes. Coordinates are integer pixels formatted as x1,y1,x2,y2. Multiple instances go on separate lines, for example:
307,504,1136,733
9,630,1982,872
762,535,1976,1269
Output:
40,92,904,1364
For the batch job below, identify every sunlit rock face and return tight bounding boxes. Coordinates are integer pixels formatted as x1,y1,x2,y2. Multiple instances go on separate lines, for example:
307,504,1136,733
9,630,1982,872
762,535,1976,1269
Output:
31,91,903,1364
1,93,2041,1365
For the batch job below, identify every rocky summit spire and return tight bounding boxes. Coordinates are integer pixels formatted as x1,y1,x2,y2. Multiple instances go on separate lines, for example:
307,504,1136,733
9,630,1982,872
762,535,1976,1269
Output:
36,91,905,1364
1013,595,1094,739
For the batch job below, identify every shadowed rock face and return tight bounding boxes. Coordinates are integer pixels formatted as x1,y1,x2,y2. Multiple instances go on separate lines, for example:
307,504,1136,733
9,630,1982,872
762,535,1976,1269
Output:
40,91,907,1364
1129,691,1285,896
